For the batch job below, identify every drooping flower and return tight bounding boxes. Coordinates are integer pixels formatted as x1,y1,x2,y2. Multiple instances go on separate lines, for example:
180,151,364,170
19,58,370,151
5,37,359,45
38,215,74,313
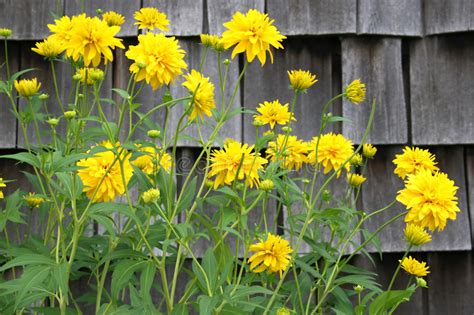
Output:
200,34,225,51
14,78,41,97
362,143,377,159
0,178,6,199
308,133,354,176
125,32,187,90
253,100,295,129
74,68,105,85
248,233,293,275
404,223,432,246
347,173,366,187
209,140,267,189
102,11,125,27
23,192,45,208
266,134,310,171
397,169,460,231
288,69,317,91
132,145,172,174
345,79,366,104
134,7,169,31
222,9,286,65
182,70,216,120
31,36,64,59
142,188,161,204
77,141,133,202
393,146,439,179
400,256,430,277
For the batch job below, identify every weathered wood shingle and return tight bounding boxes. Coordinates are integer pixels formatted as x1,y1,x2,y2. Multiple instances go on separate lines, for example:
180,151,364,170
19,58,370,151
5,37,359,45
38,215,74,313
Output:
206,0,264,35
424,0,474,35
0,42,19,148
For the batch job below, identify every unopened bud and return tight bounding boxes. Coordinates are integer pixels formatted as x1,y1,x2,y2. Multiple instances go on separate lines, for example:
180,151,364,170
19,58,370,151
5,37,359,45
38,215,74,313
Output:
259,179,275,191
205,180,214,189
64,110,76,119
281,126,292,133
96,8,103,15
38,93,49,100
223,59,231,65
142,188,160,203
354,285,364,293
252,120,265,127
416,277,428,288
0,28,12,38
72,73,82,81
147,129,161,138
276,308,291,315
137,62,147,69
47,118,59,126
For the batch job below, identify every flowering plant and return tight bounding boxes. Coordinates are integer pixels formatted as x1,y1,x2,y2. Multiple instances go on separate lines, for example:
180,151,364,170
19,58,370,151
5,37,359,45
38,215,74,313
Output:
0,7,460,315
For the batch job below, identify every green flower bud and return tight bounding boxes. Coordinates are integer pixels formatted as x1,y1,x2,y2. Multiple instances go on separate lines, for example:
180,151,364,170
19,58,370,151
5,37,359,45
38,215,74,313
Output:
281,126,292,133
354,285,364,293
64,110,76,119
259,179,275,191
223,59,231,65
0,28,12,38
47,118,59,126
147,129,161,138
416,277,428,288
38,93,49,100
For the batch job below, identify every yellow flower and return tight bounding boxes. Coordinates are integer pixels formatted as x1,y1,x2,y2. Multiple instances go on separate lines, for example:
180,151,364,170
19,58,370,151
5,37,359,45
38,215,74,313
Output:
23,192,45,208
350,153,363,166
288,69,317,91
347,173,366,187
308,133,354,176
102,11,125,27
200,34,225,51
254,100,295,129
209,140,267,189
134,7,169,31
0,28,12,38
64,15,124,67
222,9,286,65
77,141,133,202
75,68,105,85
393,146,439,179
248,233,293,275
404,223,432,246
182,70,216,120
31,36,64,59
133,145,172,174
345,79,366,104
14,78,41,97
362,143,377,159
142,188,160,203
0,178,6,199
48,15,78,44
400,256,430,277
267,135,310,171
397,169,460,231
276,308,291,315
126,32,187,90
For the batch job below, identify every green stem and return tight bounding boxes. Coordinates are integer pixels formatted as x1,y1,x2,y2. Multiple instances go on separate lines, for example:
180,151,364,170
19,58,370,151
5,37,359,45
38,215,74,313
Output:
50,60,65,113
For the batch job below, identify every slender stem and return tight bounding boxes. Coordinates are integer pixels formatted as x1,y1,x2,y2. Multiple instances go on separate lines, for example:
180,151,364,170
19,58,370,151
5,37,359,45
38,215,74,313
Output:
50,60,65,112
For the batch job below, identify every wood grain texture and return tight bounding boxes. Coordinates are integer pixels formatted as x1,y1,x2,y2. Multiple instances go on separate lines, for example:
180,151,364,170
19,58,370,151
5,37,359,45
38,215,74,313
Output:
466,147,474,244
64,0,140,37
0,0,61,40
267,0,356,35
342,38,407,145
424,0,474,35
144,0,203,36
361,146,471,252
0,42,19,148
358,0,422,36
410,35,474,145
243,37,337,143
206,0,264,35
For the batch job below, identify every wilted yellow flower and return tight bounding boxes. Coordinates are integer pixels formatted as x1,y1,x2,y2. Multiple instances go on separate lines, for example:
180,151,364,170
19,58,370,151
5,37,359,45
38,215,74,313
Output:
23,192,45,208
308,133,354,176
345,79,366,104
126,32,187,90
404,224,432,246
75,68,105,85
31,36,64,59
267,135,310,171
362,143,377,159
222,9,286,65
288,69,317,91
350,153,363,166
397,169,459,231
182,70,216,120
209,140,267,189
400,256,430,277
133,145,172,174
254,100,295,129
77,141,133,202
0,178,6,200
142,188,160,203
347,173,366,187
200,34,225,51
102,11,125,27
248,233,293,275
134,7,169,31
14,78,41,97
393,146,439,179
259,179,275,191
0,28,12,38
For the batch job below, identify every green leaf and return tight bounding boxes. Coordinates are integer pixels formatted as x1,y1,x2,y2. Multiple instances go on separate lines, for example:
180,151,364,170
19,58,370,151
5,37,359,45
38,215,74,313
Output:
368,287,416,315
198,295,219,315
0,190,25,231
111,259,147,300
176,176,196,214
326,115,351,123
0,253,55,272
140,261,156,307
112,88,130,100
1,152,41,168
9,68,37,83
52,262,69,301
14,265,51,309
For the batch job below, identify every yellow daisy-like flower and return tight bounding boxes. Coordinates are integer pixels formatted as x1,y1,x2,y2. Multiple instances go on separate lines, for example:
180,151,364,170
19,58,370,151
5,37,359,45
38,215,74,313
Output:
308,133,354,176
48,15,79,45
31,36,64,59
254,100,295,129
102,11,125,27
400,256,430,277
209,140,267,189
362,143,377,159
404,223,432,247
200,34,225,51
14,78,41,97
142,188,160,204
23,192,45,208
347,173,366,187
64,15,124,67
182,70,216,120
248,233,293,275
345,79,366,104
126,32,187,90
266,134,310,171
77,141,133,202
288,69,318,91
132,145,172,174
393,146,439,179
134,7,169,31
75,68,105,85
0,28,12,38
222,9,286,65
397,169,460,231
0,178,6,199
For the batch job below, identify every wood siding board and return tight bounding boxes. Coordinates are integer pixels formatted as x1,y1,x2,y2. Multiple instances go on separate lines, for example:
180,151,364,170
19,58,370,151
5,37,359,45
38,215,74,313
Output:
424,0,474,35
342,38,408,145
0,42,19,148
144,0,203,36
206,0,264,35
466,147,474,244
410,35,474,145
267,0,356,35
358,0,423,36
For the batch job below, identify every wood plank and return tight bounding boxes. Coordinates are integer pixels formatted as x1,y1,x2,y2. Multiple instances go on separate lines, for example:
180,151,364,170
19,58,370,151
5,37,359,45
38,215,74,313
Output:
342,38,407,144
358,0,422,36
0,0,61,40
410,35,474,145
466,147,474,243
64,0,140,37
267,0,356,35
206,0,264,35
424,0,474,35
143,0,203,36
0,41,19,148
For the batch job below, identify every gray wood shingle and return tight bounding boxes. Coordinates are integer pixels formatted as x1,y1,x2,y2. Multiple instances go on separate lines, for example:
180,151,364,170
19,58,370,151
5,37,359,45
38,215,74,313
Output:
424,0,474,35
0,42,18,148
206,0,264,35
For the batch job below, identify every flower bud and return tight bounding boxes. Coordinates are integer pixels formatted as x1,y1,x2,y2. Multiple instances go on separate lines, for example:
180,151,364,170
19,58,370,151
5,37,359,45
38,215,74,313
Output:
223,59,231,65
354,285,364,293
64,110,77,119
72,73,82,81
23,192,45,208
416,277,428,288
147,129,161,139
38,93,49,100
276,308,291,315
259,179,275,191
96,8,103,15
281,126,292,133
205,180,214,189
252,120,265,127
350,153,363,167
137,61,147,69
0,28,12,38
47,118,60,126
142,188,160,204
301,178,310,185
